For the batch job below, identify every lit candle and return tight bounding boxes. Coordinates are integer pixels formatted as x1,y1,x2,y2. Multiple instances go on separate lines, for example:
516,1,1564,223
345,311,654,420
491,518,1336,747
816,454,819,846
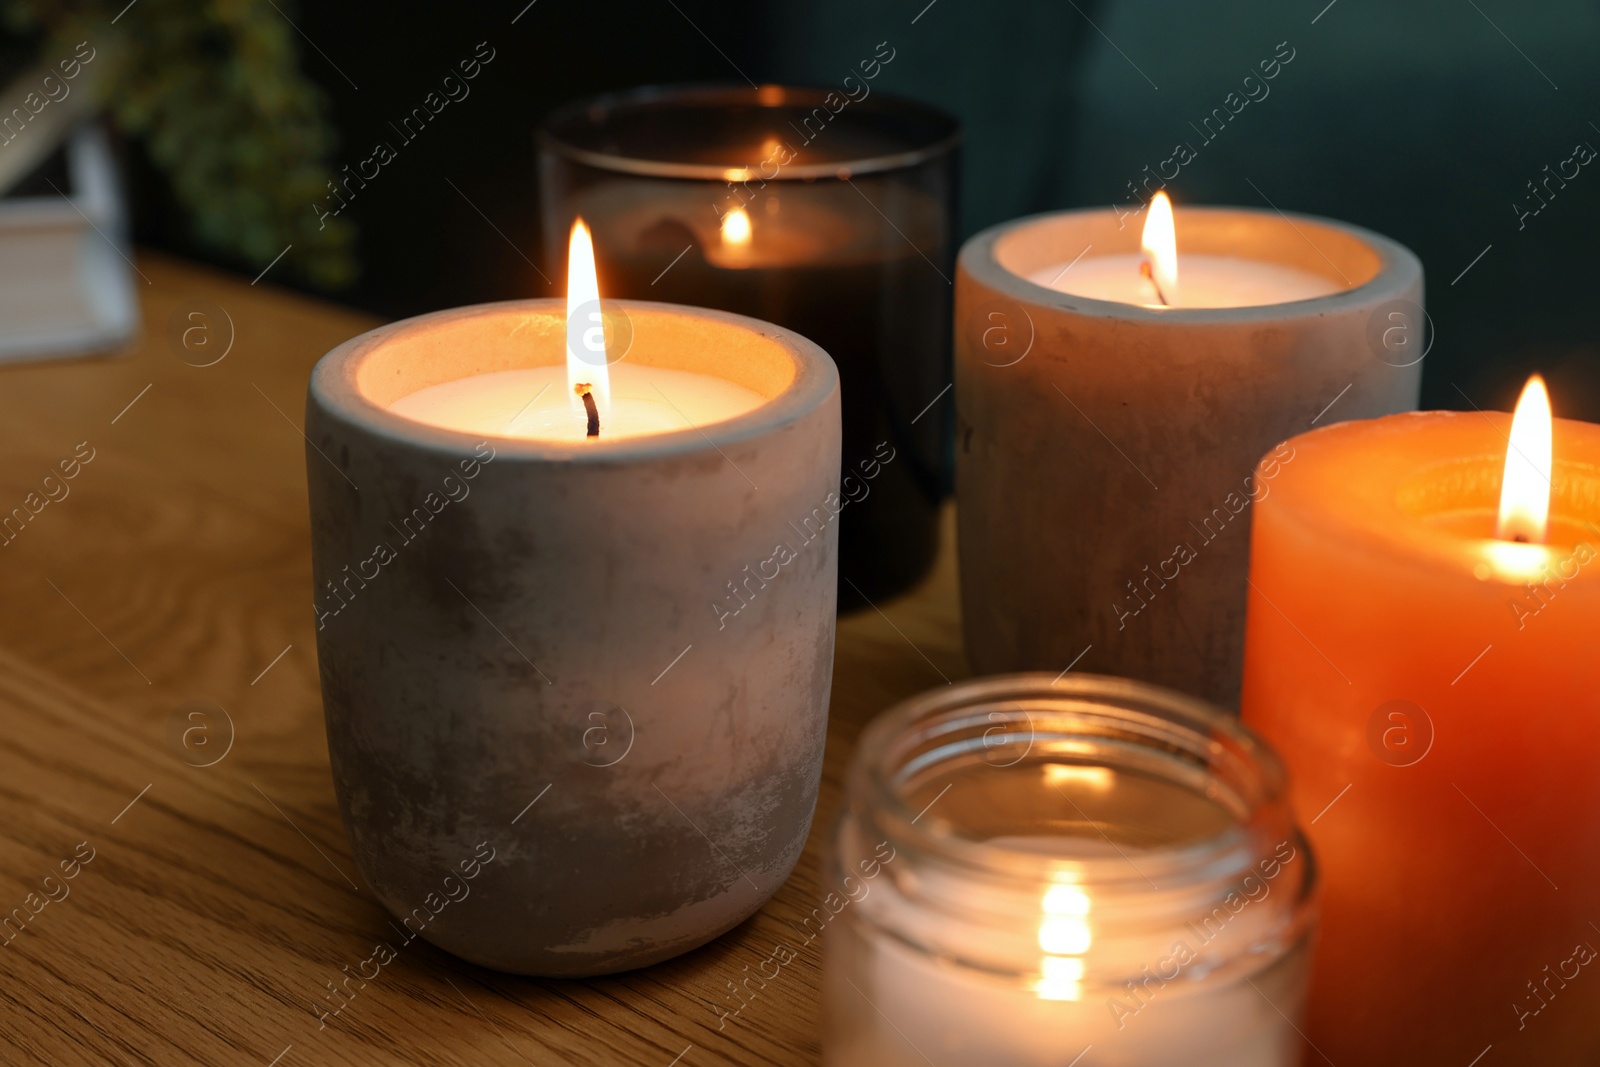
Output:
305,236,842,976
389,221,766,441
1030,194,1340,308
714,203,756,268
823,675,1316,1066
955,200,1423,706
1240,380,1600,1063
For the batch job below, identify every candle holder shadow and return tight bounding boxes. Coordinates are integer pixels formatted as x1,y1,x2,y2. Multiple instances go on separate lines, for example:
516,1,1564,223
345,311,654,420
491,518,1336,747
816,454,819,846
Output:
305,299,840,976
955,206,1424,708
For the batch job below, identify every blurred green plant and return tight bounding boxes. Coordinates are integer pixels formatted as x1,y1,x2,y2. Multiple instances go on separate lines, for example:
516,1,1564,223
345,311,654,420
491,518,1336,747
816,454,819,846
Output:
3,0,355,287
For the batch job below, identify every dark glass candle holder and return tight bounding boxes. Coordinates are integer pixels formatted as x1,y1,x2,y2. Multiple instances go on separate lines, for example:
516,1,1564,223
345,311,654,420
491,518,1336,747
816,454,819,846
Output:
539,84,960,607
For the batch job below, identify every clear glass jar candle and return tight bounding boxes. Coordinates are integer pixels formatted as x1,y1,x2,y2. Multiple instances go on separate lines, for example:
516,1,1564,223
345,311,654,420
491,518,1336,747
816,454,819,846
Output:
823,675,1317,1067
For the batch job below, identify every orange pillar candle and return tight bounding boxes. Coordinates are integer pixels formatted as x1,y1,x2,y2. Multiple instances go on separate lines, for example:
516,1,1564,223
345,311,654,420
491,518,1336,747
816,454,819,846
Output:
1240,381,1600,1064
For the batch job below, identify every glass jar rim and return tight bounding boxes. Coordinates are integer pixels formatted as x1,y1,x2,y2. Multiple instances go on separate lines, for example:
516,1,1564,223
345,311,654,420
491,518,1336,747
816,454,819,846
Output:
537,82,962,181
849,672,1297,890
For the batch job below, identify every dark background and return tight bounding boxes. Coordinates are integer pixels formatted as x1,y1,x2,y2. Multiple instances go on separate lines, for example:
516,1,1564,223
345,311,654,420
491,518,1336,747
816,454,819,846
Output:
126,0,1600,420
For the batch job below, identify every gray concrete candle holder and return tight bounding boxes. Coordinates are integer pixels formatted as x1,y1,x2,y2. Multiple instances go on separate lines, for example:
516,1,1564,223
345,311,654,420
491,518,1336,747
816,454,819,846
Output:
306,299,839,976
955,207,1423,708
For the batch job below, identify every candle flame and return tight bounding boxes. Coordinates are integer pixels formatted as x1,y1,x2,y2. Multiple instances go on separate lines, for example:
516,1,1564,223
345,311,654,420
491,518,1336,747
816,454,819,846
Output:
1044,764,1114,791
566,219,609,424
1036,956,1085,1000
1035,879,1091,1001
1140,191,1179,307
1496,375,1552,543
721,206,752,248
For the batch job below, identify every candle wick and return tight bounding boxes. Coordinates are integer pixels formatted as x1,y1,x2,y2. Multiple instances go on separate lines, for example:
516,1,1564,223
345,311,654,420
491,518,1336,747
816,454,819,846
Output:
1512,532,1530,544
576,384,600,438
1139,259,1170,307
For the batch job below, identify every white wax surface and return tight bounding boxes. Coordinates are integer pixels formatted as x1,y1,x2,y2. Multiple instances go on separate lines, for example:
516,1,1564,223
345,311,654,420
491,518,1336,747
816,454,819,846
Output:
826,918,1301,1067
389,365,766,442
1029,253,1340,308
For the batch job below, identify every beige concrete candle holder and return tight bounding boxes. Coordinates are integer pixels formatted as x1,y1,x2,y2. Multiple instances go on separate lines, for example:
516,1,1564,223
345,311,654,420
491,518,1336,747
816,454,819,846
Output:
955,207,1423,708
306,299,839,976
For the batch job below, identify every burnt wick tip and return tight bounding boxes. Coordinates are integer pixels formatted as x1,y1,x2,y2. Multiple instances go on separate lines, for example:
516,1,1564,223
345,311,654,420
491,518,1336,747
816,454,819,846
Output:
1139,259,1170,307
577,387,600,437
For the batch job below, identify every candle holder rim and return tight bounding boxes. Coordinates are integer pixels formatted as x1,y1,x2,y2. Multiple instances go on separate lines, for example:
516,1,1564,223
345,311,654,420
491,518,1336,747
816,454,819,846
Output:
850,671,1296,887
537,82,962,182
1265,408,1600,572
307,297,839,462
961,204,1422,321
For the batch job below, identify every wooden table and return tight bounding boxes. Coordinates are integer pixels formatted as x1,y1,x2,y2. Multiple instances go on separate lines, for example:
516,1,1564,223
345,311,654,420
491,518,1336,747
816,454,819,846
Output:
0,254,968,1066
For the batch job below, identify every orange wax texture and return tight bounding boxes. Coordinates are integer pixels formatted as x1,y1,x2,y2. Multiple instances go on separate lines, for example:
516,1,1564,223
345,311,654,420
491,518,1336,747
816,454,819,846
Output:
1240,411,1600,1065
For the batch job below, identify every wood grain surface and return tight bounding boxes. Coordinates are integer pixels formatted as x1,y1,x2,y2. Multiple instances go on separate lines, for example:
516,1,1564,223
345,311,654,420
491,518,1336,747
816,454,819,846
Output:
0,254,968,1066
